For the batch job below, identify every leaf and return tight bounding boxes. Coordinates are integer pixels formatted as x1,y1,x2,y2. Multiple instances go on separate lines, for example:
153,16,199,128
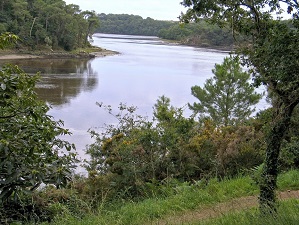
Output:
1,83,6,90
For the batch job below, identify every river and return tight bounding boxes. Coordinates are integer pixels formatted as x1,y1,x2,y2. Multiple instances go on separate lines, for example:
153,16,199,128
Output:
0,34,268,173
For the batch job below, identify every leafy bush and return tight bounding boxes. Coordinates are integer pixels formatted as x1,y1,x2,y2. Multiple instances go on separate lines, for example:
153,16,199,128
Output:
85,97,266,201
0,64,77,222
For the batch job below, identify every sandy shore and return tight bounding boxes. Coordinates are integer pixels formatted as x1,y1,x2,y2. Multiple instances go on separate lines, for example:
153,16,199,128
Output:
90,49,119,57
0,49,119,60
0,54,43,60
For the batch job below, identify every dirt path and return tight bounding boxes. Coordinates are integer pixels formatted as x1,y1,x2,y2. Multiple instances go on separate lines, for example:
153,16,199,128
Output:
152,190,299,225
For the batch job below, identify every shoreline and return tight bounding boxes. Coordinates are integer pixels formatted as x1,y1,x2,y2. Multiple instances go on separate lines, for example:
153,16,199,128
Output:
0,48,119,60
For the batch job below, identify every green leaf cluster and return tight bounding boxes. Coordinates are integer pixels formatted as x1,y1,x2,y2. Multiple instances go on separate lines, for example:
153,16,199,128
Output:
189,56,262,126
0,32,18,49
0,64,77,203
0,0,99,51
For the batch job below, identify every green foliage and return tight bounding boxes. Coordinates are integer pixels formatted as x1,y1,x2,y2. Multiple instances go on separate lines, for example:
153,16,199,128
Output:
48,170,299,225
248,18,299,213
0,32,18,49
85,96,268,202
189,56,262,126
0,184,92,224
86,98,197,200
181,0,299,210
96,13,174,36
158,23,192,40
279,107,299,169
96,13,236,48
0,64,77,204
188,120,265,179
158,20,235,48
0,0,97,51
46,175,258,225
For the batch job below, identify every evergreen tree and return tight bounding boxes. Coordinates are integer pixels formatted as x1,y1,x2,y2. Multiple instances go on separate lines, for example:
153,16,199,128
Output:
189,56,262,126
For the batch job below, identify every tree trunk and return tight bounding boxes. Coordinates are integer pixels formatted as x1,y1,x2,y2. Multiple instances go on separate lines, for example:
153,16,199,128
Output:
259,101,296,212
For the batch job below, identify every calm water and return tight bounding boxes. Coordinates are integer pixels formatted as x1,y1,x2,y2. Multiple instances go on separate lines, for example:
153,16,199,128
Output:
0,34,268,172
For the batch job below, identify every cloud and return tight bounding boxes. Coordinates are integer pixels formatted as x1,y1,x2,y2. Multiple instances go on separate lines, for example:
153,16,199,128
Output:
64,0,186,20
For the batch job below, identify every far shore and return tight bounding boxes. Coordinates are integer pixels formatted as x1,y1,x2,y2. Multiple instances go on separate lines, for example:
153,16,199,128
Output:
0,48,119,60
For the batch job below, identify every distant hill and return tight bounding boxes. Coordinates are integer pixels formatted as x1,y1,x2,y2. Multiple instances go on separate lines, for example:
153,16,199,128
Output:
96,13,235,49
96,13,174,36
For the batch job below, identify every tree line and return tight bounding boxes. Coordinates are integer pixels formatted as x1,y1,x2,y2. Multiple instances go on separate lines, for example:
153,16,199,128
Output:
0,0,99,51
96,13,174,36
158,21,235,49
1,0,299,221
95,13,235,49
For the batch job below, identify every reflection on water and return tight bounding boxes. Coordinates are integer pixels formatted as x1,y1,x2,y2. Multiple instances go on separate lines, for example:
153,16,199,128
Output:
0,34,270,175
0,35,235,174
0,58,98,106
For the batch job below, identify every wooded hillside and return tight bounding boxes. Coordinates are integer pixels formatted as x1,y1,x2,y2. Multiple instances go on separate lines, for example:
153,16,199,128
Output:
96,13,174,36
95,13,235,49
0,0,98,51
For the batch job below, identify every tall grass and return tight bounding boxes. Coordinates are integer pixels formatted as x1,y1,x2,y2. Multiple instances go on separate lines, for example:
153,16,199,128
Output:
46,170,299,225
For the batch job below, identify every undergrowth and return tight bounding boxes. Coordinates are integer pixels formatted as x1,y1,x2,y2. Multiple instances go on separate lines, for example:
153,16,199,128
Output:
42,169,299,225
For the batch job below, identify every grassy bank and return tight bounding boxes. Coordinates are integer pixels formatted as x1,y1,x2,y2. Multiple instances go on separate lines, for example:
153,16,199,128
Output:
42,170,299,225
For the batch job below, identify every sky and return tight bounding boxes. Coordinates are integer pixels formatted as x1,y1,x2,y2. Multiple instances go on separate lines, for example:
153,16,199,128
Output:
63,0,187,21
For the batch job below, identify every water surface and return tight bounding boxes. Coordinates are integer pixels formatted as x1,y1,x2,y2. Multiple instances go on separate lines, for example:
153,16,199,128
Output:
3,34,264,172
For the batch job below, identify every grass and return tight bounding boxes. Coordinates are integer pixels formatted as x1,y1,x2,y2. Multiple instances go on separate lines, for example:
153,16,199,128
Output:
198,199,299,225
44,170,299,225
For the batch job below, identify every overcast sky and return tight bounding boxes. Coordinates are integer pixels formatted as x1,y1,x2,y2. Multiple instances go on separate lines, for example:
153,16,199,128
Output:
63,0,186,21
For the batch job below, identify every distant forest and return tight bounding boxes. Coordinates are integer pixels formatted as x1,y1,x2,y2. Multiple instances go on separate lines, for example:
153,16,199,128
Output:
96,13,174,36
1,0,237,51
0,0,98,51
96,13,235,49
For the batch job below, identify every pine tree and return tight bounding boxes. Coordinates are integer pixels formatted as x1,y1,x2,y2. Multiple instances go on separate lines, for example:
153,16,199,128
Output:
189,56,262,126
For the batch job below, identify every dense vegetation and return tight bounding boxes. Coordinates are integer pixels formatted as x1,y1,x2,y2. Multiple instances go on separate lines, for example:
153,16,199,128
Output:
1,0,299,223
1,32,299,223
0,33,77,223
158,21,235,48
95,13,235,49
181,0,299,212
0,0,99,51
47,170,299,224
84,57,266,199
96,13,174,36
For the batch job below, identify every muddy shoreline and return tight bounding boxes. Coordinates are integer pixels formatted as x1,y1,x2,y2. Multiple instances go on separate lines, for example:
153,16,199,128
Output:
0,49,119,60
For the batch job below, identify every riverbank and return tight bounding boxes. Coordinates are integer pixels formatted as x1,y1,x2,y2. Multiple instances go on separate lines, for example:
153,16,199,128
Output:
160,37,233,52
0,47,119,60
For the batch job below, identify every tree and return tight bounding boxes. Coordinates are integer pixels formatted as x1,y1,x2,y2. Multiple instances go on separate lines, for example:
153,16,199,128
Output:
0,35,77,202
86,98,197,199
81,10,99,45
0,32,18,49
181,0,299,212
1,0,96,50
189,56,261,126
0,65,77,202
